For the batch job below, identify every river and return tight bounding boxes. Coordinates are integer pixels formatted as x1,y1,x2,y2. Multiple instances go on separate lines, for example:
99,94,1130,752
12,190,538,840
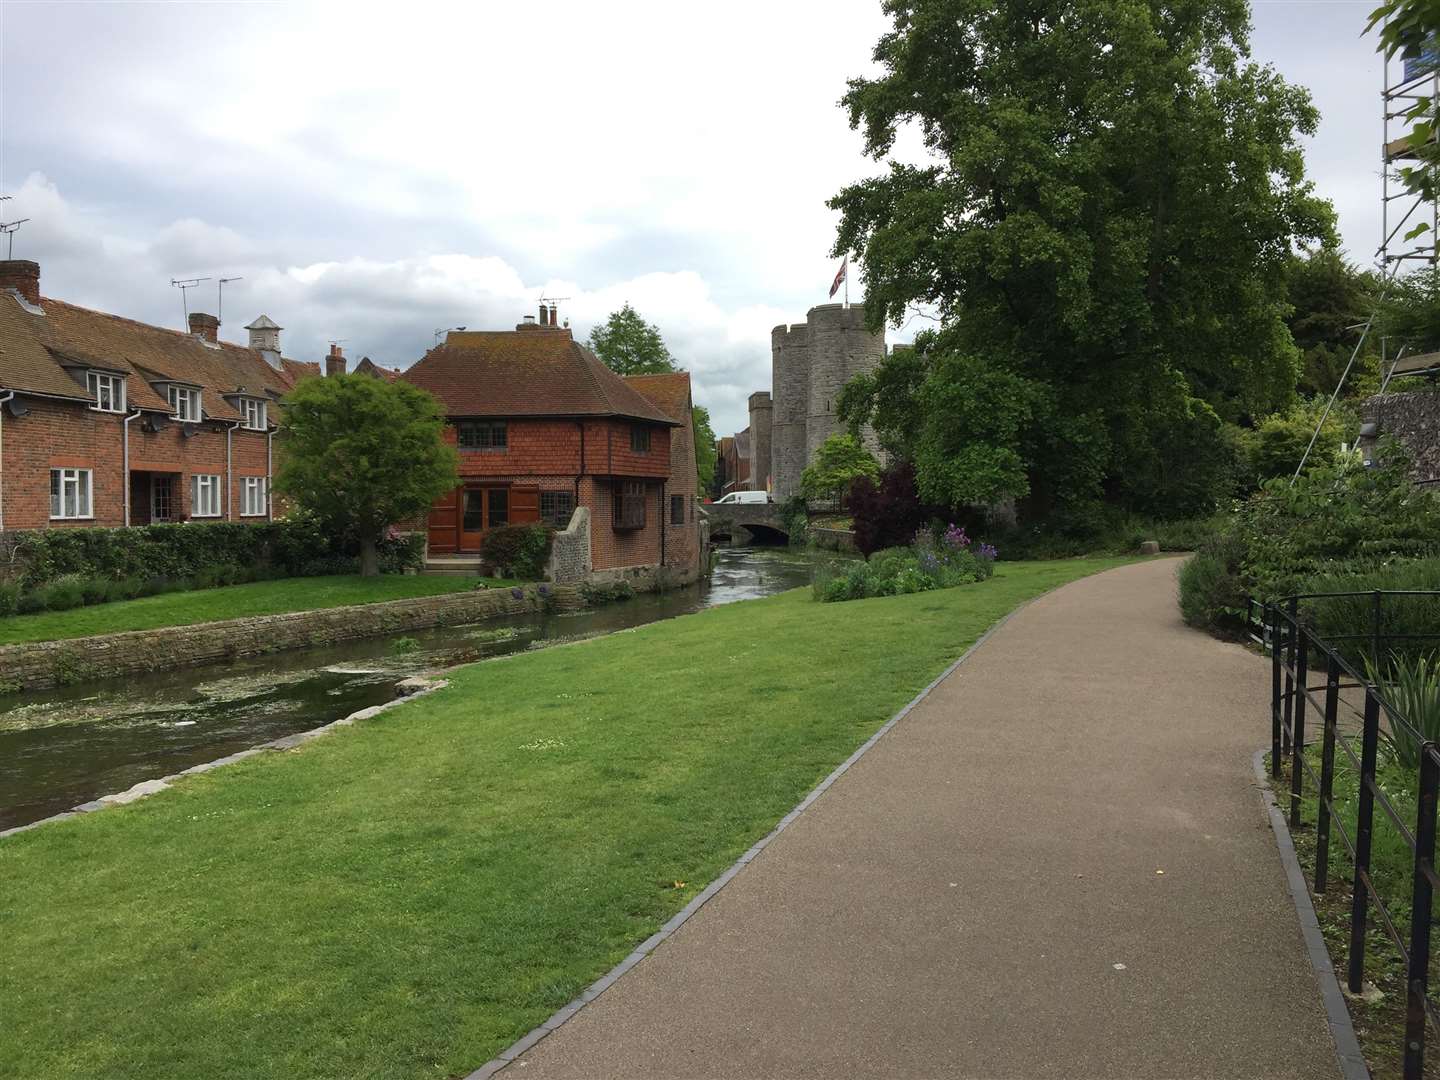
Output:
0,548,817,831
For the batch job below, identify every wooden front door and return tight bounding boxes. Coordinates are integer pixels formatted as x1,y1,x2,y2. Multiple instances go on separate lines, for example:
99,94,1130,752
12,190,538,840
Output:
428,484,542,554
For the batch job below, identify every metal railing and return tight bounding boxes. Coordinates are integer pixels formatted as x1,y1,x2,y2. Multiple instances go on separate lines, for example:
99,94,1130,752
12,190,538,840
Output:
1252,592,1440,1079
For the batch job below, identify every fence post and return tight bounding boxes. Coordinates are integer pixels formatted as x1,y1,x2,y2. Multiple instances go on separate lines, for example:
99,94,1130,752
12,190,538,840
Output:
1283,598,1298,759
1404,747,1439,1080
1372,589,1383,669
1349,688,1382,994
1316,654,1340,893
1272,604,1283,780
1290,627,1309,828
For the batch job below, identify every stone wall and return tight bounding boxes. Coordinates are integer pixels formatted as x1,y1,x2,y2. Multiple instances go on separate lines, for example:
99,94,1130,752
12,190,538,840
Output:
1362,389,1440,486
0,585,584,692
747,391,773,493
546,506,592,584
809,527,859,554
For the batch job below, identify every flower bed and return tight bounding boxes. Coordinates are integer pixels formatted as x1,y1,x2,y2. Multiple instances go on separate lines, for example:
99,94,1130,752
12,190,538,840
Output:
813,523,997,603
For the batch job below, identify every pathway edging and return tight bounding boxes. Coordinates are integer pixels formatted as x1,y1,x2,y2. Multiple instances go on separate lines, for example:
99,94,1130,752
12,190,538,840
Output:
464,594,1040,1080
1251,748,1369,1080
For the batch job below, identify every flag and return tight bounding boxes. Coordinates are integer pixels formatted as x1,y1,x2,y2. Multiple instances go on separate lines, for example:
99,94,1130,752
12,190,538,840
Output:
829,258,847,299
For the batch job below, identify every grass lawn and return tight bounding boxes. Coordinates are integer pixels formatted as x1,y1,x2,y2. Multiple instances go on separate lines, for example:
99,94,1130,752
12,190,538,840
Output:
0,556,1132,1079
0,574,521,646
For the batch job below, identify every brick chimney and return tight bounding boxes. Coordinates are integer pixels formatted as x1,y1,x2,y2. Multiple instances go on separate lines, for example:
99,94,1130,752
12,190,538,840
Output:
326,342,346,377
189,312,220,343
0,260,40,306
539,303,549,326
549,303,558,327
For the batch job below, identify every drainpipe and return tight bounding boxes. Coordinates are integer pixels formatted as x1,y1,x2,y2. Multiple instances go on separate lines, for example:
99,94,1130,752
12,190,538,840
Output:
224,420,241,521
122,407,142,527
266,428,275,521
0,390,12,532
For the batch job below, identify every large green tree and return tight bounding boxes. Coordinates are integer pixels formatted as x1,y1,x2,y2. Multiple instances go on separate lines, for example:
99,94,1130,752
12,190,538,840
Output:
277,375,458,576
587,303,676,375
831,0,1334,525
1285,248,1380,399
692,405,717,492
800,434,881,504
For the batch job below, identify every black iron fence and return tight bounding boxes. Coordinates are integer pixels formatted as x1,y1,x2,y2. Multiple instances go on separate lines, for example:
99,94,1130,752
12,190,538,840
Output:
1252,591,1440,1079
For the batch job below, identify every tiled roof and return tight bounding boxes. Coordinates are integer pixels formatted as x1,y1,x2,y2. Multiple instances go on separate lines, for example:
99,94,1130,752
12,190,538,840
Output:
0,291,313,419
623,371,692,423
355,357,404,382
403,328,677,425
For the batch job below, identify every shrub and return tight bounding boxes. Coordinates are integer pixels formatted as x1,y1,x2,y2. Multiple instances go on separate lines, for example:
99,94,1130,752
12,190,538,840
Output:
817,524,997,602
1296,559,1440,669
15,591,45,614
479,525,554,580
1178,534,1248,635
1367,652,1440,772
1237,400,1355,488
849,462,948,557
79,577,108,606
579,580,636,606
390,636,420,656
41,575,86,612
0,581,17,616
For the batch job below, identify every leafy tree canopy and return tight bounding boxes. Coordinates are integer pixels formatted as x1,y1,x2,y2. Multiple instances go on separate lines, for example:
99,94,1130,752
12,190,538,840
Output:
1285,248,1381,399
587,304,677,375
692,405,717,493
831,0,1335,526
800,434,881,503
276,375,458,576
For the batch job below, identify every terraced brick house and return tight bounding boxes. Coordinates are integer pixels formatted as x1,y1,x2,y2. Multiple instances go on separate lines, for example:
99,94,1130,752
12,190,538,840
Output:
402,309,704,583
0,259,324,532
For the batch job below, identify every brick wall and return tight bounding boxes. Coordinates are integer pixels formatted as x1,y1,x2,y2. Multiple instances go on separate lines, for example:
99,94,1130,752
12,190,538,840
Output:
0,584,585,691
0,395,279,530
583,475,663,571
662,399,701,579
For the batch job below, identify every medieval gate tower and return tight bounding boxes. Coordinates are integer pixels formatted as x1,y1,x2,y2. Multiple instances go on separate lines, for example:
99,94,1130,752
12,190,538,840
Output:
752,303,886,501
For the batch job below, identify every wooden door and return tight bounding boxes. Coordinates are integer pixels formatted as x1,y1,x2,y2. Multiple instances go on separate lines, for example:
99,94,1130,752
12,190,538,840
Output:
459,488,488,552
427,487,461,554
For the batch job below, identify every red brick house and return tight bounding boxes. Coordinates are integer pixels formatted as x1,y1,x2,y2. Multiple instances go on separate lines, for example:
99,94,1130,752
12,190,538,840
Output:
0,259,324,531
402,312,704,584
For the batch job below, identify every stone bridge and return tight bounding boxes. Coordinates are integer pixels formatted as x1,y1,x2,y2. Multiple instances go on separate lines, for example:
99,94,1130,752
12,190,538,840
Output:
702,502,790,546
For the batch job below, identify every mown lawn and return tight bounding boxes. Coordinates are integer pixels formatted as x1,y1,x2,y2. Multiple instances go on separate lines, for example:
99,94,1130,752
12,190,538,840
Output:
0,574,518,645
0,557,1131,1080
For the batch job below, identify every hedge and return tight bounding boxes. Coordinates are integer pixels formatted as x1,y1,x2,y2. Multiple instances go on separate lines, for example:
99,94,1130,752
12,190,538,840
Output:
0,518,424,593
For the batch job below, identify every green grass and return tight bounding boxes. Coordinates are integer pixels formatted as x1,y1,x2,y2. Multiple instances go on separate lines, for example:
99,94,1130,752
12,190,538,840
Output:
0,556,1131,1080
0,574,522,645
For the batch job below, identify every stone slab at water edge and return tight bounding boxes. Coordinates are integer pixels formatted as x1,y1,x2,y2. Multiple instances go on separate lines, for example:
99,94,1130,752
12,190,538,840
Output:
0,585,582,691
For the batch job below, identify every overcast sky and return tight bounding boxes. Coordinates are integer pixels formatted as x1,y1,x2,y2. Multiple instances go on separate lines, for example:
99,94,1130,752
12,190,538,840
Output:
0,0,1387,435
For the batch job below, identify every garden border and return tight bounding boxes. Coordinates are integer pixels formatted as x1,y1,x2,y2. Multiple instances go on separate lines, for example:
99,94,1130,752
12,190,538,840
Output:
464,593,1037,1079
1251,748,1369,1080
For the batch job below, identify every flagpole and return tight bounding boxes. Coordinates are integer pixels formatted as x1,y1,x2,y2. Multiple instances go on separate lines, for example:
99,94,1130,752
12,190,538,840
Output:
844,259,849,309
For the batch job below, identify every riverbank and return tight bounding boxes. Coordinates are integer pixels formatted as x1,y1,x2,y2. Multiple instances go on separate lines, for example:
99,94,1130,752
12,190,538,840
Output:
0,557,1131,1080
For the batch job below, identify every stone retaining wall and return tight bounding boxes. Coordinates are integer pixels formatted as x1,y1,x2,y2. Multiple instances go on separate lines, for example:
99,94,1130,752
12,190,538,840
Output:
809,527,859,554
0,584,585,692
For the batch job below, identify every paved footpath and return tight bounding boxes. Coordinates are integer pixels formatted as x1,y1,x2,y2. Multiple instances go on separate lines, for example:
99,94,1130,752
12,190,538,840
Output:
511,558,1337,1079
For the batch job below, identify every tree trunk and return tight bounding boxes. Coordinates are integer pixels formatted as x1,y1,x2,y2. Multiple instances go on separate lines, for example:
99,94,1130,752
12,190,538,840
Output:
359,533,380,578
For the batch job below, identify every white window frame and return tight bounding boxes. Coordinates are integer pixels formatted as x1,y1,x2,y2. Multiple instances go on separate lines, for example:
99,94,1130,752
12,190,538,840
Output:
86,371,126,414
169,386,202,423
240,477,268,518
191,474,222,518
240,398,267,431
50,468,93,520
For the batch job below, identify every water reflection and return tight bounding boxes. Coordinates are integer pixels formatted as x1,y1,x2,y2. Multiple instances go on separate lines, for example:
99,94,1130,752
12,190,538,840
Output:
0,548,817,830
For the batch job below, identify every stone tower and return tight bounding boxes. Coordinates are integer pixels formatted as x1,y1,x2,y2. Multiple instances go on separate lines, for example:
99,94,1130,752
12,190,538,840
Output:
770,303,886,501
747,391,773,493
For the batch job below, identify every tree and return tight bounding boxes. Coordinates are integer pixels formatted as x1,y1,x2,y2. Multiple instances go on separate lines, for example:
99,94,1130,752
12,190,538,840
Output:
830,0,1334,527
277,374,458,576
800,434,880,504
1286,248,1381,399
692,405,717,493
587,303,676,375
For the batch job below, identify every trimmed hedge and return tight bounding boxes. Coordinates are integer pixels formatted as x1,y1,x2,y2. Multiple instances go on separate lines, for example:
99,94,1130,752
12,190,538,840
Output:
0,518,423,596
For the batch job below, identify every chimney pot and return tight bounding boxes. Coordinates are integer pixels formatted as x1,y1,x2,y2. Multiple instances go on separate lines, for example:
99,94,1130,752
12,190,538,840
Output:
188,311,220,343
0,260,41,306
539,303,549,325
549,304,558,327
326,343,345,377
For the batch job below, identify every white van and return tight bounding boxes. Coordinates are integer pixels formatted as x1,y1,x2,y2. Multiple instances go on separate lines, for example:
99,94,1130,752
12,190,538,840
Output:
714,490,771,505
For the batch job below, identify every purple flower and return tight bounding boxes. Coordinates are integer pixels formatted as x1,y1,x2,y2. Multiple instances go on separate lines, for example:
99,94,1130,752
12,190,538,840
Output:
942,523,970,550
511,587,524,599
538,584,551,596
978,543,998,560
